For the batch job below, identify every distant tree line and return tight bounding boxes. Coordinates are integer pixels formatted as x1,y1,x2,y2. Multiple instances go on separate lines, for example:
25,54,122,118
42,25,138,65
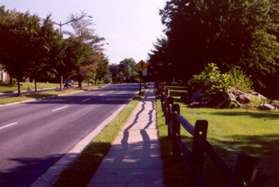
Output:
0,6,109,95
149,0,279,98
109,58,139,83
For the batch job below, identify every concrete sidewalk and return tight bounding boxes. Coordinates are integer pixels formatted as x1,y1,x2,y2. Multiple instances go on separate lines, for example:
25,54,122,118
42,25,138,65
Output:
88,86,164,187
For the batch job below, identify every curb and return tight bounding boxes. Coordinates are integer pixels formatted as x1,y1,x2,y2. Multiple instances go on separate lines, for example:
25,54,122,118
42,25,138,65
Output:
30,103,127,187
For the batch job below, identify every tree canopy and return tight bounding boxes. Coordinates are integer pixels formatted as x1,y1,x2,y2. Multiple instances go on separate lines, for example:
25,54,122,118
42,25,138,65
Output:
109,58,139,83
149,0,279,97
0,7,110,94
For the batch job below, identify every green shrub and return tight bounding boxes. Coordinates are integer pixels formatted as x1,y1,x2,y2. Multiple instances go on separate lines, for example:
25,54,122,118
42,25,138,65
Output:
188,63,253,96
188,63,230,95
227,66,253,92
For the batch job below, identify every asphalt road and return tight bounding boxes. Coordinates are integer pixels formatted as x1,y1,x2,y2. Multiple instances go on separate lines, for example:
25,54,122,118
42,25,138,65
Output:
0,83,139,187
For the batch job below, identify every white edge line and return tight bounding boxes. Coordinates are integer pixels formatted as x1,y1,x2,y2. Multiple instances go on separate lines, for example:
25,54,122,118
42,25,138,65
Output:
31,102,130,187
0,122,18,131
51,105,69,112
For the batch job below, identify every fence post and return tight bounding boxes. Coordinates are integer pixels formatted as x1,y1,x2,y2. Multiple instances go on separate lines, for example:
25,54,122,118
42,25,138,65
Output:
234,154,259,187
166,97,174,138
165,87,169,96
172,104,181,158
192,120,208,187
161,94,166,116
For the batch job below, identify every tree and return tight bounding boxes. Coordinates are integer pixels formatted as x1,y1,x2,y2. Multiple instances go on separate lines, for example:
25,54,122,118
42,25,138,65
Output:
95,54,109,83
148,37,173,81
109,64,120,83
0,7,41,95
29,15,61,92
108,58,139,83
118,58,139,82
64,12,106,88
150,0,279,93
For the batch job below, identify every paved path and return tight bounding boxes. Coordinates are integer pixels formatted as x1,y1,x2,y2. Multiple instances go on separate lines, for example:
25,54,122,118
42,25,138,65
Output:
88,86,164,187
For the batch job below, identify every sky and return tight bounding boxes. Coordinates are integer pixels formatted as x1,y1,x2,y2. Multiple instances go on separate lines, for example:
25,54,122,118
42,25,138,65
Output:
1,0,166,64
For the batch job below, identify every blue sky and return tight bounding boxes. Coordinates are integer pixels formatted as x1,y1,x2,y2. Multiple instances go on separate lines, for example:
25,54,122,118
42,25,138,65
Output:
1,0,166,64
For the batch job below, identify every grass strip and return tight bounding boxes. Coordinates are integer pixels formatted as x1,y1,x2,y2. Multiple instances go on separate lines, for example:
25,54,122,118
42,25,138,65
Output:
53,97,140,187
0,82,58,93
0,89,83,105
0,83,106,105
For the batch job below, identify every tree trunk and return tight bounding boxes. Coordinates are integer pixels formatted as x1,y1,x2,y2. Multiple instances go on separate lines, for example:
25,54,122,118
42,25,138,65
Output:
17,78,21,96
60,75,63,91
78,79,82,89
34,79,37,92
9,75,13,85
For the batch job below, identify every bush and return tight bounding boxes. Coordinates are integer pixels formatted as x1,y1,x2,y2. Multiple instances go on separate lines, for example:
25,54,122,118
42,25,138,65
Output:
227,66,253,92
188,63,230,95
188,63,253,96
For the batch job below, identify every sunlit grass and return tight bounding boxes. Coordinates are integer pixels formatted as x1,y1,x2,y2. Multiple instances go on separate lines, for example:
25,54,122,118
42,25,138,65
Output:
157,99,279,186
0,82,58,93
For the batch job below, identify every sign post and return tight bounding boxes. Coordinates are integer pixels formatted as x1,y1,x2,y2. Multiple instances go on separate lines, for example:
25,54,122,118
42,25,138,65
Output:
136,60,148,92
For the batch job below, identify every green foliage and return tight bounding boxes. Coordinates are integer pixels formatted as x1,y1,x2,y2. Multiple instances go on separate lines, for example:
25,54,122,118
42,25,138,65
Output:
0,7,110,93
95,56,109,83
227,66,253,92
188,63,231,95
188,63,253,95
109,58,139,83
149,0,279,94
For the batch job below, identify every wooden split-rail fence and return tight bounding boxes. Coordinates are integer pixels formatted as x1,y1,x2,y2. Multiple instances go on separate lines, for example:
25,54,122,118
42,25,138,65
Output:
157,83,259,187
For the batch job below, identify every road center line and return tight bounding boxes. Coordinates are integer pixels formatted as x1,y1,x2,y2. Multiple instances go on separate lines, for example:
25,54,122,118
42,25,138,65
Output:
82,98,91,102
0,122,18,131
52,105,69,112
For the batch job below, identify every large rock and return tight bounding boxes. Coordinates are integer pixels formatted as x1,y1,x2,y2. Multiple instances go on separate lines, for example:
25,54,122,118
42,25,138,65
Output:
258,103,276,110
186,87,273,109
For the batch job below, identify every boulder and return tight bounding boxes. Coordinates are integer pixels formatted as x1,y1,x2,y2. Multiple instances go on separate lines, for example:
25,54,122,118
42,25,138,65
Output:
186,87,270,109
258,103,276,111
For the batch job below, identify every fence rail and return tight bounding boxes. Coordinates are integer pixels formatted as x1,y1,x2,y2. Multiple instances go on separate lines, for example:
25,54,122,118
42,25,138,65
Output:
157,83,259,187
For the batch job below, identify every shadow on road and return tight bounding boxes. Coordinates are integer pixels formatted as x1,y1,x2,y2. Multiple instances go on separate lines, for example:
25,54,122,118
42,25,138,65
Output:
0,154,62,187
25,83,140,105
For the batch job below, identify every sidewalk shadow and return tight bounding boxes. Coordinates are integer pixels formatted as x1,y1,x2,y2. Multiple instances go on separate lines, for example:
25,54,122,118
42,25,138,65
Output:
121,89,156,148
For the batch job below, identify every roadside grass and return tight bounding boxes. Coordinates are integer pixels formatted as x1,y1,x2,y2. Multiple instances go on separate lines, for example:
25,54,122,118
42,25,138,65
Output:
0,83,106,105
53,97,140,187
157,100,279,186
0,82,58,93
0,89,83,105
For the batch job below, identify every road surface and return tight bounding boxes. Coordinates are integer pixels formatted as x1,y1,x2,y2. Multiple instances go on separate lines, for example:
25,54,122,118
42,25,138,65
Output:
0,83,139,187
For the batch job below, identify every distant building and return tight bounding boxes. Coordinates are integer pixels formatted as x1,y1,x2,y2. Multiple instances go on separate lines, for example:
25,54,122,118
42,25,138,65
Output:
0,69,10,83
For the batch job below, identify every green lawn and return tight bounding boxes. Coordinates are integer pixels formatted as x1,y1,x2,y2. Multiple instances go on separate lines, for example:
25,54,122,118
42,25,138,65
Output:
0,82,58,93
53,96,140,187
157,100,279,187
